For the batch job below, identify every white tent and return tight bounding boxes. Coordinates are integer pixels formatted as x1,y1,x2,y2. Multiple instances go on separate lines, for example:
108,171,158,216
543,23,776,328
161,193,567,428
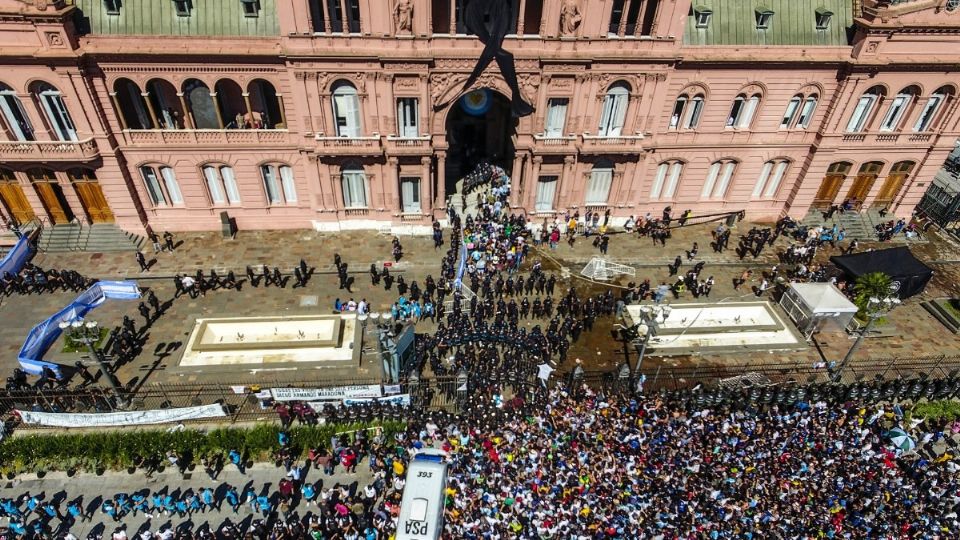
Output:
779,282,858,339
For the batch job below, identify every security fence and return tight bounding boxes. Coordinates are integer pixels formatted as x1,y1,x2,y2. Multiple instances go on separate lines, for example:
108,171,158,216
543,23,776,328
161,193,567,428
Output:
3,353,959,431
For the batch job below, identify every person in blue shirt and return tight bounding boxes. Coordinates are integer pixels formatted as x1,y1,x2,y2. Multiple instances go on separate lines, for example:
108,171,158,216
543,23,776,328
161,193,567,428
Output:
115,493,131,517
187,492,202,514
131,494,150,518
301,482,317,506
42,501,58,520
278,431,290,447
245,488,258,512
256,495,271,516
229,449,245,474
24,494,40,517
174,497,188,517
225,486,240,512
66,500,84,523
101,499,117,522
151,493,164,515
200,488,214,511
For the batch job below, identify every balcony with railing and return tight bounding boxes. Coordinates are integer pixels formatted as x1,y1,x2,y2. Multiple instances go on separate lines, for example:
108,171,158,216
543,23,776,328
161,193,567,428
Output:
316,134,383,156
120,130,294,147
384,135,432,156
579,133,646,154
0,138,99,161
533,134,578,154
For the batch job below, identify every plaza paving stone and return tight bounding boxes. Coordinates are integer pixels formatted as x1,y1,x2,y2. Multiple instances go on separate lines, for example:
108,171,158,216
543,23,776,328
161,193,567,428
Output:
2,219,959,393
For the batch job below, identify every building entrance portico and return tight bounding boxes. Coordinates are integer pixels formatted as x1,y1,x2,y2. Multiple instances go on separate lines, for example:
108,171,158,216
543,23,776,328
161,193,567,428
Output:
444,89,516,196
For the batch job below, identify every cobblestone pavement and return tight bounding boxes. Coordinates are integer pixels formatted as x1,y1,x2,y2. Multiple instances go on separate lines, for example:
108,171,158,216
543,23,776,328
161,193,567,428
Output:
0,457,372,538
2,218,958,391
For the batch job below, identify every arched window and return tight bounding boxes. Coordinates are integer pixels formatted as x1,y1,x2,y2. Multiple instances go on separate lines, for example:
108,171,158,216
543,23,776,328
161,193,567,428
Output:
874,160,915,208
340,162,368,208
797,95,818,129
752,160,790,199
701,159,737,199
586,160,614,206
183,79,221,129
727,93,760,129
846,86,884,133
261,163,297,205
651,160,683,200
913,86,952,132
669,95,687,129
608,0,642,36
114,78,151,130
139,165,183,207
249,79,283,129
879,86,918,132
146,79,185,130
332,81,362,137
781,96,802,129
31,82,77,142
215,80,246,129
202,165,241,205
0,83,35,141
598,82,630,137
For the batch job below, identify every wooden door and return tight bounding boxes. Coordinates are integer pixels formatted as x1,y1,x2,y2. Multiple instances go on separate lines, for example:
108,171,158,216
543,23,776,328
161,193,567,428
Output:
69,169,115,223
0,171,34,223
812,175,844,209
873,161,915,208
846,162,884,203
29,169,70,224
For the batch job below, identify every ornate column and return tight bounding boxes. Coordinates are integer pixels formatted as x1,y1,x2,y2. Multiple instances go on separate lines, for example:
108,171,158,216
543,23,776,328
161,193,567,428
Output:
530,156,544,209
339,0,350,33
436,149,447,208
109,93,128,130
422,156,433,213
177,93,195,129
511,153,525,208
387,157,400,210
208,92,226,129
517,0,527,34
314,74,328,135
617,0,632,36
449,0,456,33
140,93,159,129
242,92,254,121
321,0,332,33
557,155,574,209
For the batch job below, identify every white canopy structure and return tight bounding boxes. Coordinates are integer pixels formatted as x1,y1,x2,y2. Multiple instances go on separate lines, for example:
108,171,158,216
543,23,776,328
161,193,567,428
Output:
779,282,858,339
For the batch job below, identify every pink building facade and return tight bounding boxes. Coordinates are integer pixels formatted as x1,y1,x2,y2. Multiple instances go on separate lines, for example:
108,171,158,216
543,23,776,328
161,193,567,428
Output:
0,0,958,234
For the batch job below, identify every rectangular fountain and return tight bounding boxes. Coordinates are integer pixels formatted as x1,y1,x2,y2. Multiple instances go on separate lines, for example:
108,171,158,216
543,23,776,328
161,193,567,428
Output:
623,302,806,356
179,314,360,368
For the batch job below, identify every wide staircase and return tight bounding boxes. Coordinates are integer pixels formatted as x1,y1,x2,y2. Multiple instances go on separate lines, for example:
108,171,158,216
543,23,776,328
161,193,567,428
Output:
800,207,888,241
37,223,145,253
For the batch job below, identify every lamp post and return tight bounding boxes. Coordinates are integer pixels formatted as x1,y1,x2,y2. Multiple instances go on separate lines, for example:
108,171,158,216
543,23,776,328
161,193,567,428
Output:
370,312,399,383
625,304,671,394
832,295,900,383
59,319,128,407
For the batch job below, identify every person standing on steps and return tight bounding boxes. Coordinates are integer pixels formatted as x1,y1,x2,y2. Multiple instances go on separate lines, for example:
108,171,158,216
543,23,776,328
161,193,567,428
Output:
135,251,148,272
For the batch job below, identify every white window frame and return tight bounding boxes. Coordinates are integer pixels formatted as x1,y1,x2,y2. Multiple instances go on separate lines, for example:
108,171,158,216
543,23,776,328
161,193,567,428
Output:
396,97,419,138
846,93,878,133
781,96,801,129
702,161,736,199
879,92,911,132
652,161,682,200
598,85,629,137
586,167,614,206
670,96,687,129
0,90,35,142
684,95,704,129
737,95,760,129
332,84,362,138
341,168,368,208
752,160,789,199
37,88,78,142
140,165,183,207
534,176,557,212
695,9,712,28
544,98,569,137
400,176,421,214
202,165,241,206
913,93,944,132
261,164,297,205
797,96,818,129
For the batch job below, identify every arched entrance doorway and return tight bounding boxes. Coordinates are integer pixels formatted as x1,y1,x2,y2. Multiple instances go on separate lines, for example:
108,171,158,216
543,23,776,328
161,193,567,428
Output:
444,89,516,196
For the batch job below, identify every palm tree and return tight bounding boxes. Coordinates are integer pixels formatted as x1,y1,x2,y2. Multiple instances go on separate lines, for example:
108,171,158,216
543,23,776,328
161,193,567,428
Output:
852,271,894,320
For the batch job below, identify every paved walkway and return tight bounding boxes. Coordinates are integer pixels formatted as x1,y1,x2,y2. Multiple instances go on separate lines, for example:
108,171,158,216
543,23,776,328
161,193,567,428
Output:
0,460,372,538
1,217,958,390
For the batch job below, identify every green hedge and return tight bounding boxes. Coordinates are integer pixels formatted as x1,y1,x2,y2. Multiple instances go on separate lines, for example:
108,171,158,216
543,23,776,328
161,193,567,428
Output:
911,400,960,422
0,421,405,476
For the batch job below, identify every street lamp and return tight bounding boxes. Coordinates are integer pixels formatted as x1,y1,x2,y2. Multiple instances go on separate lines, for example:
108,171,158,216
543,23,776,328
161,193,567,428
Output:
59,319,128,407
832,294,901,383
621,304,671,394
